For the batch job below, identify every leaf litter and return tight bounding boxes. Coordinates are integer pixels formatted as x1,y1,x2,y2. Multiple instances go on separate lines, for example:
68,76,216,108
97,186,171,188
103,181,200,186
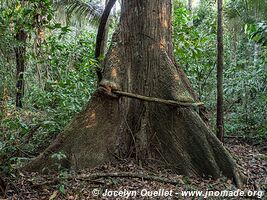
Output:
1,138,266,200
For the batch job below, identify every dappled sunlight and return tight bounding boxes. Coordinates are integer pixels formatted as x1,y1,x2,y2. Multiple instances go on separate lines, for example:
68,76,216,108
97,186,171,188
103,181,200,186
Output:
1,1,266,198
90,112,96,119
160,38,166,49
85,111,96,128
111,68,117,78
160,5,169,28
174,74,180,81
163,20,168,28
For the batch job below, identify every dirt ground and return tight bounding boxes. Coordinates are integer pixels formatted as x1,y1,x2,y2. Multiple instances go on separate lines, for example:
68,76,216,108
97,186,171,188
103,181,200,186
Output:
2,138,266,200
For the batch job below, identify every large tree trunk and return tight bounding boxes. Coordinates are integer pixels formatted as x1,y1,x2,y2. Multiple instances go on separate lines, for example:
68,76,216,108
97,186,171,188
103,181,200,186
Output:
23,0,243,186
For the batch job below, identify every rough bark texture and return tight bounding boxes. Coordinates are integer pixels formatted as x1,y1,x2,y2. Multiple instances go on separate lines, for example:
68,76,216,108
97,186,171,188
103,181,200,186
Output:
216,0,224,141
23,0,243,186
176,65,209,124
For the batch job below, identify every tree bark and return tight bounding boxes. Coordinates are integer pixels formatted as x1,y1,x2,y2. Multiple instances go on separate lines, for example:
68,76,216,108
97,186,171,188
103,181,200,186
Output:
22,0,243,187
176,65,209,124
0,176,6,198
15,29,27,108
100,0,111,56
216,0,224,141
34,1,46,89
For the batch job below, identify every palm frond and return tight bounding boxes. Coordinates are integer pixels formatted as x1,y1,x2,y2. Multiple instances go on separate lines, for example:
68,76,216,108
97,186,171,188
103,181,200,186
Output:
54,0,104,26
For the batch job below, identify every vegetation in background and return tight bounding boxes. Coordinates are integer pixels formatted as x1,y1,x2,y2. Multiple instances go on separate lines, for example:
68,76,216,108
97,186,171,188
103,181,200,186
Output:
173,0,267,143
0,0,98,173
0,0,266,173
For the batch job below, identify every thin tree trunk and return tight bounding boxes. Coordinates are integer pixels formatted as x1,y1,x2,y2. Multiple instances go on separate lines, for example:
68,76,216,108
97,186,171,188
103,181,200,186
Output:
100,0,110,55
15,29,27,108
253,43,259,66
216,0,224,141
95,0,116,82
34,1,46,89
188,0,192,11
232,29,237,66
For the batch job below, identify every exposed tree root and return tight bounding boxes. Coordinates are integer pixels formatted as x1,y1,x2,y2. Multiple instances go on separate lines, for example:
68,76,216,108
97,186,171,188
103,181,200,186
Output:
21,0,245,188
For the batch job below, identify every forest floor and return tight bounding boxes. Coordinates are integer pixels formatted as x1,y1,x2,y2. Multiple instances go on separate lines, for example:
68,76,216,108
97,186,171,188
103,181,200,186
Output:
1,139,267,200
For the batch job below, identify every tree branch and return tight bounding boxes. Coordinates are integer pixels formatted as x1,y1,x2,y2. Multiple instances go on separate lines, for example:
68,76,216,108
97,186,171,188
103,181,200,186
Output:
112,90,204,107
95,0,117,82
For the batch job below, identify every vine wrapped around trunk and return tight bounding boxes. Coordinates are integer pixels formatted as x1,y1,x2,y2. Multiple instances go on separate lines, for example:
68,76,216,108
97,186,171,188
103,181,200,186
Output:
22,0,244,187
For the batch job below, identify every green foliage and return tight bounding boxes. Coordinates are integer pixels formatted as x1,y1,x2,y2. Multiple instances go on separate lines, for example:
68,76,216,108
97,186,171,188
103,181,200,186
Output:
0,29,98,173
221,0,267,142
54,0,103,25
0,0,54,31
0,0,55,98
224,42,267,142
0,0,267,174
225,0,267,24
173,1,216,101
173,1,267,142
245,22,267,46
25,30,97,118
0,0,98,172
